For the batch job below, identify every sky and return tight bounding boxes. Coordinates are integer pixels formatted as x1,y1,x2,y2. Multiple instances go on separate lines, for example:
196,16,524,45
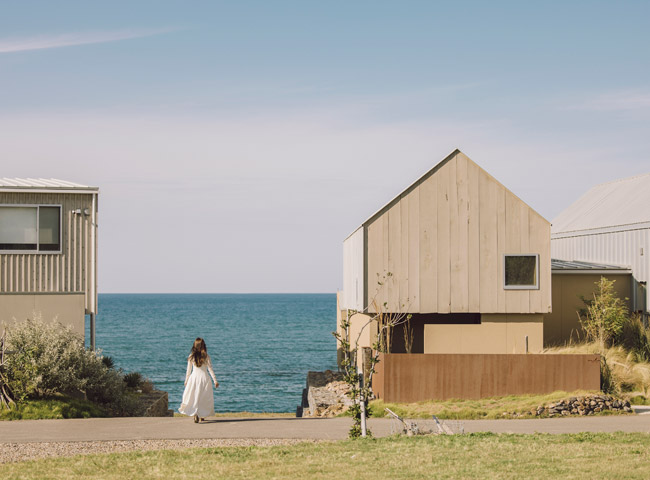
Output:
1,1,649,293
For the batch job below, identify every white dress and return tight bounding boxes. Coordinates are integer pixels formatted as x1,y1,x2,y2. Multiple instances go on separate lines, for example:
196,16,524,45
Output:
178,354,217,418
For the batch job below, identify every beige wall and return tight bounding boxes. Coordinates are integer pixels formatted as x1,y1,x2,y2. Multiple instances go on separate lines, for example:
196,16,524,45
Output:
348,313,376,369
366,151,551,315
423,314,543,354
545,273,632,346
0,293,86,337
0,192,97,315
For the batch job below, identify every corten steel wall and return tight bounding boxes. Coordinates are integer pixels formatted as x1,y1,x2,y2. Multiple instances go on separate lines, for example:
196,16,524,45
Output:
372,353,601,402
0,192,97,315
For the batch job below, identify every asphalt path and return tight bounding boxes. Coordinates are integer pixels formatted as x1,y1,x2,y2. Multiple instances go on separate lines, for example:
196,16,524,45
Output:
2,414,650,444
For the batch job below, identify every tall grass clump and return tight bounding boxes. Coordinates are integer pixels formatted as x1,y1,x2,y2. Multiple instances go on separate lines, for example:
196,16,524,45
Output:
3,315,139,416
547,277,650,400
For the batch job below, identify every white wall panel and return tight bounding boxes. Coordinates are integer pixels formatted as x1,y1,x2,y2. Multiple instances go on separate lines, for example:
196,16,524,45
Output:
342,227,364,311
552,228,650,312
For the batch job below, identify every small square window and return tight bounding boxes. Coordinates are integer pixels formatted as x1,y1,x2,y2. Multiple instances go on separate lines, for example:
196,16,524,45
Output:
504,254,539,289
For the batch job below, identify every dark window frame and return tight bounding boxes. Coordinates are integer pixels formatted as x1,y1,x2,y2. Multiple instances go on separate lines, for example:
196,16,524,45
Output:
0,204,62,254
503,254,540,290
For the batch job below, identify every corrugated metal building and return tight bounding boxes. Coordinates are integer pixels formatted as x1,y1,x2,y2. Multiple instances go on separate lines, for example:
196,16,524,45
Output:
551,173,650,317
0,178,99,347
340,149,552,356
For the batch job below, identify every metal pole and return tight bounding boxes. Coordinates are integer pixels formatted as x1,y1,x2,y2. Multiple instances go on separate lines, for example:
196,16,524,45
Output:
90,313,96,350
90,192,97,350
525,335,529,354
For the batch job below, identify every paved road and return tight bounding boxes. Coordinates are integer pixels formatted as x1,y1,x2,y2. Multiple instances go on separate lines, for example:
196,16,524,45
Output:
2,415,650,443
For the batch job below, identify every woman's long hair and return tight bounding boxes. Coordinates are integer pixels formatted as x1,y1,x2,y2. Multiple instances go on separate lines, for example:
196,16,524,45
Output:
190,337,208,367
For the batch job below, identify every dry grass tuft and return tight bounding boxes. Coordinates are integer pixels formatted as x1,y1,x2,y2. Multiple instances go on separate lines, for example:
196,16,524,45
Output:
369,390,607,419
545,342,650,400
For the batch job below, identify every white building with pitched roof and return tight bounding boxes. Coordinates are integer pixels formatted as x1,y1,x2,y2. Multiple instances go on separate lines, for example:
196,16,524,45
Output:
551,172,650,318
0,178,99,347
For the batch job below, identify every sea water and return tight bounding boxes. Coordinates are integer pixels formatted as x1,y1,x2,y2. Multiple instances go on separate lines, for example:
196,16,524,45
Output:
85,294,337,413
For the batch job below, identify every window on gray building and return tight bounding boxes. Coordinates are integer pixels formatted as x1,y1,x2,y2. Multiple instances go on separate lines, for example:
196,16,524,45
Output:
0,205,61,252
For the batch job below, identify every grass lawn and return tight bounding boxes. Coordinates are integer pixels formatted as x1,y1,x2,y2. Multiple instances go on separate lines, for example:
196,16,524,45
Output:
1,433,649,479
368,390,630,419
0,397,106,421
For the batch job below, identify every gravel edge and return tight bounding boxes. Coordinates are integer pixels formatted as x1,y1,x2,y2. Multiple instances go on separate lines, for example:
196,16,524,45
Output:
0,438,321,464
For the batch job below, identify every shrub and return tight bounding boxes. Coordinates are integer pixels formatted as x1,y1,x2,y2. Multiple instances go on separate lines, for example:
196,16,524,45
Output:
123,372,143,389
601,357,615,394
618,314,650,362
4,316,141,416
579,278,629,349
101,356,115,370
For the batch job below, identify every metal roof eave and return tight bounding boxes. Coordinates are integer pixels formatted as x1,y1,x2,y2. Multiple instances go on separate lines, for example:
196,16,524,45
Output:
0,178,98,193
551,258,632,275
552,221,650,238
0,187,99,194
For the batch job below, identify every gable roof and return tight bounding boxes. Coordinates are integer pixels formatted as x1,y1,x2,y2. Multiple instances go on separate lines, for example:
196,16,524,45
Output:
346,148,548,240
0,178,98,193
552,172,650,235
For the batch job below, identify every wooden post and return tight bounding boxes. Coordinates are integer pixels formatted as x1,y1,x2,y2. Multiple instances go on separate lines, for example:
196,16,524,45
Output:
362,347,372,385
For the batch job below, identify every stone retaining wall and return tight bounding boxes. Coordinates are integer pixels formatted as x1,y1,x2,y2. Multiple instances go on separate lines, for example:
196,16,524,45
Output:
298,370,352,417
136,390,172,417
535,394,632,417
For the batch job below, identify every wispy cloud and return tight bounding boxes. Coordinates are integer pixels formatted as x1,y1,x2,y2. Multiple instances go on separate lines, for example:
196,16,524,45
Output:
567,90,650,111
0,28,176,54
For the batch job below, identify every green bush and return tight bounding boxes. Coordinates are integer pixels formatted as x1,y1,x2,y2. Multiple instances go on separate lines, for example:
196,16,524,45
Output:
4,316,141,416
101,356,115,370
579,278,630,348
123,372,143,389
0,396,107,420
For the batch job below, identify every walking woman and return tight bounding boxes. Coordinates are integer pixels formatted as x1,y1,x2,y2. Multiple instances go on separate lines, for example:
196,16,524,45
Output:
178,337,219,423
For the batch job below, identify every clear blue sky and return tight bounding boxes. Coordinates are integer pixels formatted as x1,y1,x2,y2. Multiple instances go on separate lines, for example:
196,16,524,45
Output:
1,1,649,292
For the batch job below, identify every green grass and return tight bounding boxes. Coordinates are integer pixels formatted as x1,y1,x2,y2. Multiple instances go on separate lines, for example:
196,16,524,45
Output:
0,397,106,421
368,390,628,419
2,433,650,479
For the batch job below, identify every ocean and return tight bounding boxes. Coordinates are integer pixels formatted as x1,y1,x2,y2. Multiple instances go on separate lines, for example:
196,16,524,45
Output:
85,294,337,413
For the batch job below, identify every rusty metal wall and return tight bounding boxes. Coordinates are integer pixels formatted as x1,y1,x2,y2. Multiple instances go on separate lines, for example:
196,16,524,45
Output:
373,353,601,402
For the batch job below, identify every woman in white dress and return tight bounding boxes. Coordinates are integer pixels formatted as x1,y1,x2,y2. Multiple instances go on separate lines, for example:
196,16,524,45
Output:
178,337,219,423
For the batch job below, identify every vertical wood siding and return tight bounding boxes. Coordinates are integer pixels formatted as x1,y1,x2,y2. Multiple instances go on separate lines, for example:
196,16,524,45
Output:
365,151,551,314
0,192,96,314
